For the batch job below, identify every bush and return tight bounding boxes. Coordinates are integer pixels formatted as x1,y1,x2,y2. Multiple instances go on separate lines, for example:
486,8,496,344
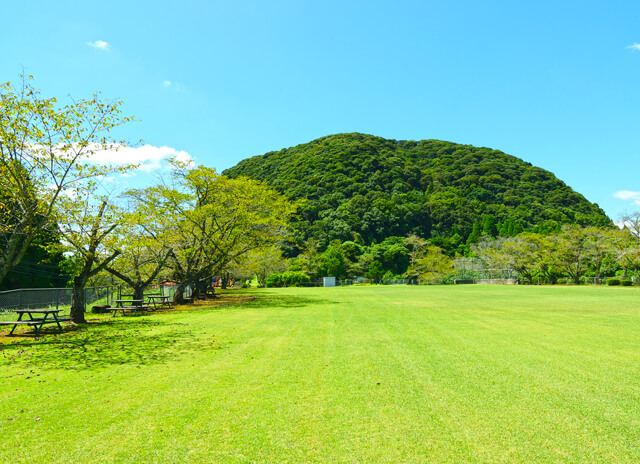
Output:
266,271,311,287
622,280,633,287
607,278,621,286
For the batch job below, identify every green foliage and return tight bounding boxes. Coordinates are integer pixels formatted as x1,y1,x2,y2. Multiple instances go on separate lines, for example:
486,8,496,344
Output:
266,271,310,287
607,278,621,286
366,260,385,281
0,74,135,287
224,133,612,255
0,227,67,290
128,163,296,301
621,279,633,286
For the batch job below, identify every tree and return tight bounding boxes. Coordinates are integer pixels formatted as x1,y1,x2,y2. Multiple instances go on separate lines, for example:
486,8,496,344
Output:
610,215,640,280
584,227,616,284
366,260,385,282
473,235,539,284
0,74,133,286
318,241,347,279
233,246,287,288
56,193,123,323
103,209,173,300
414,245,453,282
132,163,294,303
404,234,428,282
551,225,590,284
294,239,322,279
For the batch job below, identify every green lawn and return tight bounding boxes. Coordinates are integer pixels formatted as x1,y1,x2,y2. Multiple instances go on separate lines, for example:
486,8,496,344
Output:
1,285,639,463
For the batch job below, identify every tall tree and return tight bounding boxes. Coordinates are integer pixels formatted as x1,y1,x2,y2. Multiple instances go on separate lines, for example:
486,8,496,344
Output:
131,163,295,303
404,234,428,282
414,245,453,282
584,227,616,284
103,210,173,300
232,246,288,288
56,192,123,323
611,214,640,280
0,74,134,285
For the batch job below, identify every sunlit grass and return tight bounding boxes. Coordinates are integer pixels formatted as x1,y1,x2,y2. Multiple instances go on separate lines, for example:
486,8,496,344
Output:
1,285,639,463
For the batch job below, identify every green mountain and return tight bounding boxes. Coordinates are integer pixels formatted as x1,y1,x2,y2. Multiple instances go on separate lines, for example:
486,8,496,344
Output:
223,133,611,254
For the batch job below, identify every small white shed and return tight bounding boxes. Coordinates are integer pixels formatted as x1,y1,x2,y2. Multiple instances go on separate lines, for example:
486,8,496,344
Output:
323,277,336,287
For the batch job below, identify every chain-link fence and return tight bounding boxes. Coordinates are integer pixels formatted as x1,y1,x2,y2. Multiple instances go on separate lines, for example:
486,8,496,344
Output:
0,286,119,313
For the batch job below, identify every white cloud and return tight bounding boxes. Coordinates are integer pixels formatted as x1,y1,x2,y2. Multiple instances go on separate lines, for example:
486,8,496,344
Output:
85,144,194,172
87,40,111,51
162,80,186,92
627,43,640,51
614,190,640,205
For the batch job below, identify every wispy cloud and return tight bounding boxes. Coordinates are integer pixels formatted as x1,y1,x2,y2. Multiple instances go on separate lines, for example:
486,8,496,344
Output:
162,80,186,92
614,190,640,205
626,43,640,51
87,40,110,51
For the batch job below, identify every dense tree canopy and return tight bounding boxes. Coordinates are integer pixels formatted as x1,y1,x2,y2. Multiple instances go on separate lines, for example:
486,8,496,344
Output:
224,133,612,255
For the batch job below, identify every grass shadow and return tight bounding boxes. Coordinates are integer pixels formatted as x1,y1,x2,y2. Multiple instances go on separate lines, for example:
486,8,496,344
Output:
0,317,203,371
166,291,326,312
236,292,326,309
0,291,323,372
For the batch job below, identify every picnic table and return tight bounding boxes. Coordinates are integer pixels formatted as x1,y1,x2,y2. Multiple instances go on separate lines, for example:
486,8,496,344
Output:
0,309,70,336
115,299,144,307
112,299,145,317
147,295,173,310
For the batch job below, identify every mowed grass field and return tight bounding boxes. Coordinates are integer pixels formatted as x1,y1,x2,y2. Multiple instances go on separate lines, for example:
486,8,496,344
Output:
1,285,639,463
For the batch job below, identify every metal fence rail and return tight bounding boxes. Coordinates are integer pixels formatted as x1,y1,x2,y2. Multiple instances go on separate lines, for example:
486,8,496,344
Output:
0,284,189,313
0,286,119,313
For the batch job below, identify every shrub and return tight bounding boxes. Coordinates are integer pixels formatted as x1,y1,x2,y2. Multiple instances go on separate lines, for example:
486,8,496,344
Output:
622,280,633,287
266,271,311,287
607,278,621,286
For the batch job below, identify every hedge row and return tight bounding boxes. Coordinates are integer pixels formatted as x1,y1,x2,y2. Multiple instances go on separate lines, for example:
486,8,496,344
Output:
266,271,311,287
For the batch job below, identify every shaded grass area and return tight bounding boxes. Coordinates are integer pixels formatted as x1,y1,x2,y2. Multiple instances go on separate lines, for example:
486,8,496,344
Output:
1,286,640,463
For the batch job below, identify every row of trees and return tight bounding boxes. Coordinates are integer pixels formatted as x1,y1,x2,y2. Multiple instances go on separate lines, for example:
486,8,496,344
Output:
249,218,640,286
0,75,294,323
472,219,640,285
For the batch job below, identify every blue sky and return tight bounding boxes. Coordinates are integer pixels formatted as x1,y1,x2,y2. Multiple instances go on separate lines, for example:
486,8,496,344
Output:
3,0,640,220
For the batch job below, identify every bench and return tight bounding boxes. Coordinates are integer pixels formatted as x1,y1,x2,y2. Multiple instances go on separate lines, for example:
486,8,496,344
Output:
0,311,71,335
0,317,72,326
111,305,147,317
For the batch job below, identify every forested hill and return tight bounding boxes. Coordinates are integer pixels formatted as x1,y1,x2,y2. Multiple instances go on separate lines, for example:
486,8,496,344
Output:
223,133,611,254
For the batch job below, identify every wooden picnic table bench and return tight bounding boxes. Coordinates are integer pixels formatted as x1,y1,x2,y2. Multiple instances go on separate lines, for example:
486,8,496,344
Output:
115,299,144,307
0,309,70,336
111,305,147,317
147,295,173,310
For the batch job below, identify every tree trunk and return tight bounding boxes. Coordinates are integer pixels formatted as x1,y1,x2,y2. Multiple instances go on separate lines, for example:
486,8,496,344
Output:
196,278,208,298
70,275,88,324
173,282,187,304
132,285,145,301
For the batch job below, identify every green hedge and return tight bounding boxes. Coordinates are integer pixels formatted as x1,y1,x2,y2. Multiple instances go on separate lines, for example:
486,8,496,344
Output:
607,278,621,286
622,280,633,287
266,271,311,287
